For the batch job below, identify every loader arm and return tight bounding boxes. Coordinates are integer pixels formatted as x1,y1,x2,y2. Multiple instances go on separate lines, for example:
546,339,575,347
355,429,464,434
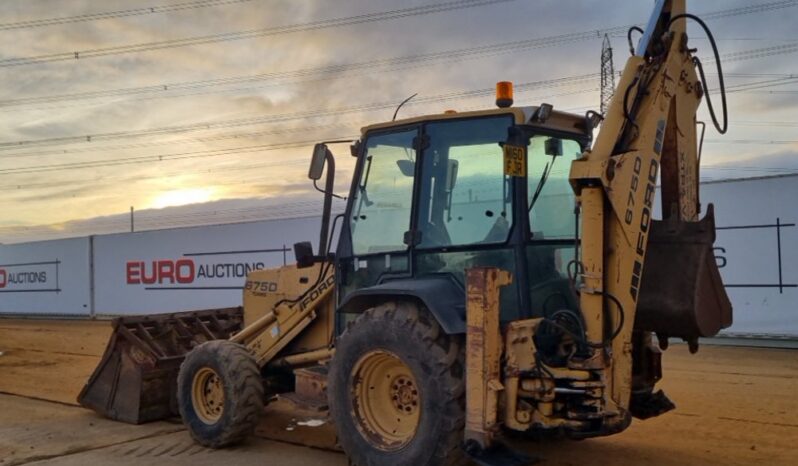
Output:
232,263,336,365
569,0,731,421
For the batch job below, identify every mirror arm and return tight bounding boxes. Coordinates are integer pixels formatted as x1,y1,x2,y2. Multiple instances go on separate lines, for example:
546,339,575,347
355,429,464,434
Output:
314,179,345,200
318,151,336,257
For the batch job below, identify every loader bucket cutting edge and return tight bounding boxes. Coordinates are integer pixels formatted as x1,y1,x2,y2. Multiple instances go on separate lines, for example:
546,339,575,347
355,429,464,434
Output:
78,308,243,424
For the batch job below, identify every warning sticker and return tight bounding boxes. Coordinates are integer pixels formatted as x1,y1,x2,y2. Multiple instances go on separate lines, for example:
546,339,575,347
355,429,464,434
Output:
503,144,526,177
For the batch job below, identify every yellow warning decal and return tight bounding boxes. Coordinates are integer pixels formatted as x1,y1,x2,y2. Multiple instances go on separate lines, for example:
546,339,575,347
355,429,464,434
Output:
503,144,526,177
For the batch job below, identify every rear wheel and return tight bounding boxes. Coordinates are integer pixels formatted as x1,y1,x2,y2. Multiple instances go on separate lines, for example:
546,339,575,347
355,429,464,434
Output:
177,340,264,448
328,301,465,466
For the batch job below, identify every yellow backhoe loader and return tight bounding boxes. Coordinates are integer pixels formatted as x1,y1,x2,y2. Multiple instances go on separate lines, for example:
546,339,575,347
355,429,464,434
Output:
79,1,732,464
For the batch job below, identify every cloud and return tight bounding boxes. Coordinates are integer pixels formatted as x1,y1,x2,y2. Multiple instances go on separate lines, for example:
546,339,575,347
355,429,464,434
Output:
0,0,796,243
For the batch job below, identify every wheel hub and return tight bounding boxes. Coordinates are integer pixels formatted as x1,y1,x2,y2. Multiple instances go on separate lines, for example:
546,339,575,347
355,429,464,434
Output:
391,375,419,414
192,367,225,424
351,350,421,451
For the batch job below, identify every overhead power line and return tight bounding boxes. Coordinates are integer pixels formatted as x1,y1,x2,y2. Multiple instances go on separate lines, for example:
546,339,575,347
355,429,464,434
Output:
0,139,322,175
0,73,597,152
0,0,258,31
2,0,796,69
0,38,606,108
0,92,602,183
0,67,795,163
0,122,351,159
0,83,597,174
696,0,798,20
705,42,798,64
4,75,797,181
2,39,795,156
2,1,796,108
0,158,311,191
605,0,798,40
0,0,514,67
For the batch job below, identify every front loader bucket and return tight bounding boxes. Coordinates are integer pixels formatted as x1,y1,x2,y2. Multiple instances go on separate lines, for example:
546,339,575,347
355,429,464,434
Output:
78,308,243,424
636,204,732,340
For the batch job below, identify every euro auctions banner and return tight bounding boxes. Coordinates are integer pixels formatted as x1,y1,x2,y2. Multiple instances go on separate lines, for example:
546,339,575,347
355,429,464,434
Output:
0,238,92,315
92,217,321,315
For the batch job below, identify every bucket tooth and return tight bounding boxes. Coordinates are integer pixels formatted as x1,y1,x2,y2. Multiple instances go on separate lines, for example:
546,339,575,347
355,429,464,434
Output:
78,308,243,424
630,389,676,420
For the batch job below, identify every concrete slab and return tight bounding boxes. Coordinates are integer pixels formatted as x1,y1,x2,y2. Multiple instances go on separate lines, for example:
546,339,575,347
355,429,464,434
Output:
0,394,182,466
23,431,346,466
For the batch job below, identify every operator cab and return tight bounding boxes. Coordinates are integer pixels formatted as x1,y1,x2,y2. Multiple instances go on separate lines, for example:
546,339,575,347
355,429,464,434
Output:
323,97,595,333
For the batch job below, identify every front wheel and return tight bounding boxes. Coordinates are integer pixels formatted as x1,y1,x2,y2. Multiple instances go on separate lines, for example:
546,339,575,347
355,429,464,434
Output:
328,301,465,466
177,340,264,448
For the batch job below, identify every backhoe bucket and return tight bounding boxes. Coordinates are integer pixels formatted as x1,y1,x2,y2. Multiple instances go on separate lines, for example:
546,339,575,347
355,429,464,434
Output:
78,308,243,424
636,204,732,340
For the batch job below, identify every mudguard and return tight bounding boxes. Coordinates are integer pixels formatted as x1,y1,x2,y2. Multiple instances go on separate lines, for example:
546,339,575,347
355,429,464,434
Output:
338,275,467,334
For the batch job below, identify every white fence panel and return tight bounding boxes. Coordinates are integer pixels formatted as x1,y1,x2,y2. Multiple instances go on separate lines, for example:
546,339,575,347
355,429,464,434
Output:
1,174,795,340
702,175,797,337
0,238,92,316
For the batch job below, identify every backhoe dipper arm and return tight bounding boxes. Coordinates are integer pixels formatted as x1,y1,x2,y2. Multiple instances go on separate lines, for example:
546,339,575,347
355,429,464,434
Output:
569,0,731,423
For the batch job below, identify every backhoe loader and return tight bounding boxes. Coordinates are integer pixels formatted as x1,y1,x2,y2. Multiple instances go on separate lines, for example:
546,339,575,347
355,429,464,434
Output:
79,0,732,464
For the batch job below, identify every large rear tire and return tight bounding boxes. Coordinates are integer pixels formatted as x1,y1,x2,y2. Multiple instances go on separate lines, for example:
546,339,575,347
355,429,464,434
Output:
328,301,465,466
177,340,264,448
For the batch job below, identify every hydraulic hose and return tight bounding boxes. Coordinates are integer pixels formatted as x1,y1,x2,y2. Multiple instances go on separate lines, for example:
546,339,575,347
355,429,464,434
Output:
668,13,728,134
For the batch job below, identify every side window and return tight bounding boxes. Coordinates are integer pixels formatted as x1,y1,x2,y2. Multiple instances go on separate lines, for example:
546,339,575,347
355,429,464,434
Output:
350,129,417,255
527,136,582,240
418,116,513,249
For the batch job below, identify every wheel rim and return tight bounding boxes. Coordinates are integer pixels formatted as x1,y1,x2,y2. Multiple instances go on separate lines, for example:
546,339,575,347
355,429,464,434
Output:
351,350,420,451
192,367,224,424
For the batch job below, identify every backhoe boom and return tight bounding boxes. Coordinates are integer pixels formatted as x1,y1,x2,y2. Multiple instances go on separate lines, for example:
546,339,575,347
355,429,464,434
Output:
569,0,731,421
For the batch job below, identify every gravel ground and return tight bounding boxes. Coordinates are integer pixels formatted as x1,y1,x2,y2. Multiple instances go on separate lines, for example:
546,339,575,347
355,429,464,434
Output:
0,319,796,465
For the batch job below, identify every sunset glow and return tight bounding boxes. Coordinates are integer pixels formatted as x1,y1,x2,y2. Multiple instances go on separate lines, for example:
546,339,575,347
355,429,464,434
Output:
150,187,216,209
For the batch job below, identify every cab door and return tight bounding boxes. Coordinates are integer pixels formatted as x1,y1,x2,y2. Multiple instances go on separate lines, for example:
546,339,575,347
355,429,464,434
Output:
411,115,523,322
336,127,419,306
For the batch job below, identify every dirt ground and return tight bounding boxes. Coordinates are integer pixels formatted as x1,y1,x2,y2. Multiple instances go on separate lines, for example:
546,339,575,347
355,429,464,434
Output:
0,318,796,465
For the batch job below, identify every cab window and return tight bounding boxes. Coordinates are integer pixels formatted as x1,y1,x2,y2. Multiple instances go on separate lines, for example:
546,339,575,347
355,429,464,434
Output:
527,136,583,239
350,129,417,255
416,116,513,249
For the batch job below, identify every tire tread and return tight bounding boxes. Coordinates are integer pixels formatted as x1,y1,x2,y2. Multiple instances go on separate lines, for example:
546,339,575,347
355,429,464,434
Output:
330,301,466,466
177,340,265,448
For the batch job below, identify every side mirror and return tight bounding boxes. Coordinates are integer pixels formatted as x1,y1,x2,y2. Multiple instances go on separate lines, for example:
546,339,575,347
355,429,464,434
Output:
350,140,361,157
545,138,563,157
446,159,458,192
309,144,329,180
294,241,315,269
396,159,415,177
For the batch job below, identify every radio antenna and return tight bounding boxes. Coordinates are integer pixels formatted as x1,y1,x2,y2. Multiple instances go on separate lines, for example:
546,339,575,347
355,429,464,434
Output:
392,93,418,121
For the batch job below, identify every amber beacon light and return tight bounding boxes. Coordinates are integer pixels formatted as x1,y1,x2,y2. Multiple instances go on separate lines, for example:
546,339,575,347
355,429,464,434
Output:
495,81,513,108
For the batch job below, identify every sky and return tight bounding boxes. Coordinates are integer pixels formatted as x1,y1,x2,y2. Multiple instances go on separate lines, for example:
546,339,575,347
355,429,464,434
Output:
0,0,797,243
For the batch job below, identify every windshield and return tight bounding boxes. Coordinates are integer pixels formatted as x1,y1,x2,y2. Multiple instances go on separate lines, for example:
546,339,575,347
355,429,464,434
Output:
348,118,584,257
